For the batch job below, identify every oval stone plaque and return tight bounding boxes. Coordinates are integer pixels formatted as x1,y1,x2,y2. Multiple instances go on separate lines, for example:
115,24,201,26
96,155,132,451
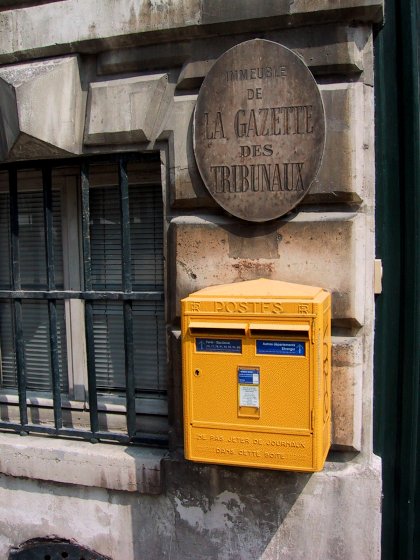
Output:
194,39,325,222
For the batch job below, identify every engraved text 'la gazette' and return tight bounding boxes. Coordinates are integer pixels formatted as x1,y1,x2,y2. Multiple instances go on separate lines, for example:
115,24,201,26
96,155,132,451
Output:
194,39,326,221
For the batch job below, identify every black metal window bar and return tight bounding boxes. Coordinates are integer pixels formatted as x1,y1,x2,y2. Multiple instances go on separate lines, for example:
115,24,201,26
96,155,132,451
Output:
0,154,167,445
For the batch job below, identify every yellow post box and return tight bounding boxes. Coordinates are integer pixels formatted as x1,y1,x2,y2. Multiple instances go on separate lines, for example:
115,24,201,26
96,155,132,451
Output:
181,278,331,472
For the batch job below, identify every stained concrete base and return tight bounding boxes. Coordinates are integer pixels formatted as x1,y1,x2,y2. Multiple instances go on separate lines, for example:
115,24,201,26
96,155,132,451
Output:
0,453,381,560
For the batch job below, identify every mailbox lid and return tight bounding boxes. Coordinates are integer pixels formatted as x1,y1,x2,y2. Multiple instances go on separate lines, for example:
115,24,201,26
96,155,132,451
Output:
183,278,324,301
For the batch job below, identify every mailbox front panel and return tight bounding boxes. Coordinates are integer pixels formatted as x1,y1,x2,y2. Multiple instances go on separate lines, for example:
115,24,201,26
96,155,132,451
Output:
181,280,331,472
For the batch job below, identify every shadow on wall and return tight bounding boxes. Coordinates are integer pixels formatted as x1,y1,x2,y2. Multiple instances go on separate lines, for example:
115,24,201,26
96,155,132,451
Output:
127,453,312,560
0,444,311,560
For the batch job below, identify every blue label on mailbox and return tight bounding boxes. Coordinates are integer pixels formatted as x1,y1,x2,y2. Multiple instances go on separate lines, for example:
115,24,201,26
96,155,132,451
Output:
238,368,260,385
256,340,305,356
196,338,242,353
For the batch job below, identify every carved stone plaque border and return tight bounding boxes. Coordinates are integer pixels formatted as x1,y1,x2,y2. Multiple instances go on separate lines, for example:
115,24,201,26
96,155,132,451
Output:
194,39,326,222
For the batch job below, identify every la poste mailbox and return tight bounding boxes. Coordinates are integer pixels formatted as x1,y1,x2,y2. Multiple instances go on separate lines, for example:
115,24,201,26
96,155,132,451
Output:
181,278,331,472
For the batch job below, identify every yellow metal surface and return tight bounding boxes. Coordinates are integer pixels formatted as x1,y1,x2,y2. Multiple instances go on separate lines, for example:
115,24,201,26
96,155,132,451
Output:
249,323,310,332
190,278,323,298
182,278,331,472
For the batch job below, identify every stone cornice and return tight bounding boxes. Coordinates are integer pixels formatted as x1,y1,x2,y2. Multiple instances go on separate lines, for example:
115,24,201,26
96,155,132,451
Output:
0,0,384,64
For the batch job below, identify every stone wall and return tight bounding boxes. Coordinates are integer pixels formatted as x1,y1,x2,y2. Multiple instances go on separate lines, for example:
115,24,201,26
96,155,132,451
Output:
0,1,383,559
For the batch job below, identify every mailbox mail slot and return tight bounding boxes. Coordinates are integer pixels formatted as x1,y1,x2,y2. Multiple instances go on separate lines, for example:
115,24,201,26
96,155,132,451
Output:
181,278,331,472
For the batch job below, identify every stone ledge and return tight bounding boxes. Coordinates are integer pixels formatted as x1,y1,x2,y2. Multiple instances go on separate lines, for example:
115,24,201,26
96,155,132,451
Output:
0,432,168,494
99,24,366,78
0,1,384,64
0,1,61,9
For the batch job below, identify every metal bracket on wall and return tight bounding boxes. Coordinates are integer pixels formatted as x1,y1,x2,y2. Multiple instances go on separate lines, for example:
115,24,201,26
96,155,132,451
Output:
374,259,383,294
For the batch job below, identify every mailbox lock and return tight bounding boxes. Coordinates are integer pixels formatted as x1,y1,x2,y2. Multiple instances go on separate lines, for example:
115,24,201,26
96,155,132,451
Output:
194,369,201,377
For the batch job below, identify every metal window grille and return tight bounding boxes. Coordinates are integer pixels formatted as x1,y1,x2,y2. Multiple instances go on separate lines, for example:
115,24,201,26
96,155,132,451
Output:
0,154,167,445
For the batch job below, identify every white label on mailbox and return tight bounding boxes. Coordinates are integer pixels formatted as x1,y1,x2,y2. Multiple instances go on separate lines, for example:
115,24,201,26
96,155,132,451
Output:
239,385,259,408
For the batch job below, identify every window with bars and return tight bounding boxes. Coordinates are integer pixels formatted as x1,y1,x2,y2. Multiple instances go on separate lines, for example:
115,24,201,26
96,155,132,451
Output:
0,154,168,445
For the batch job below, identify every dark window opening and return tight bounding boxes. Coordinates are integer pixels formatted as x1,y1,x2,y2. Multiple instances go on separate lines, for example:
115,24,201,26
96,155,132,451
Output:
0,154,167,445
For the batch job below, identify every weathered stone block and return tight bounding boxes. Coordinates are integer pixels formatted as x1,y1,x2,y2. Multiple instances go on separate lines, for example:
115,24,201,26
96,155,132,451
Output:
169,212,366,325
281,25,365,76
308,82,368,203
0,77,19,160
0,432,167,493
177,60,214,90
0,1,384,64
0,56,84,161
200,0,384,26
85,73,171,145
163,456,382,560
160,95,213,207
167,82,370,208
331,336,363,450
99,24,366,79
0,455,382,560
257,459,381,559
